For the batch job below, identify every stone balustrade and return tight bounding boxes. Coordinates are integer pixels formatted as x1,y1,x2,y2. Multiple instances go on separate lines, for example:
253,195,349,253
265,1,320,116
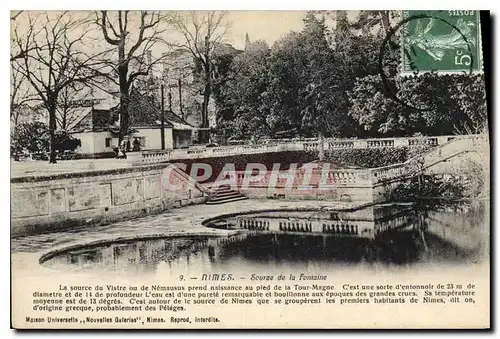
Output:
129,143,304,165
369,163,409,184
296,134,473,151
232,167,373,188
128,134,481,166
228,166,377,202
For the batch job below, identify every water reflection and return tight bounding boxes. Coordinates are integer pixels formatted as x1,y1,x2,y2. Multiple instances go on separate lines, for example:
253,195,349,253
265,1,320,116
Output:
204,203,420,239
41,203,487,276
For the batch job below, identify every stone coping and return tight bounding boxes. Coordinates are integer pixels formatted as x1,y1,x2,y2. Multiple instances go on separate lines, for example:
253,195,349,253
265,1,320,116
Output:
11,162,173,183
38,229,240,266
200,204,376,227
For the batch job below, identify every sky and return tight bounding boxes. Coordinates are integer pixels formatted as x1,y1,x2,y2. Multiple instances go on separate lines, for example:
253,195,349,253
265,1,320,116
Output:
11,10,311,56
221,11,359,49
11,10,362,56
9,10,362,117
223,11,308,49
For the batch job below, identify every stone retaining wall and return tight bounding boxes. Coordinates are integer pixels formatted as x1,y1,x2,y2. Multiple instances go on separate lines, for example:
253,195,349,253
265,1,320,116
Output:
11,163,208,237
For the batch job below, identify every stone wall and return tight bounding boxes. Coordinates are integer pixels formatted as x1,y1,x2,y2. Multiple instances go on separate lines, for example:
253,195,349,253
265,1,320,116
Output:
11,163,208,237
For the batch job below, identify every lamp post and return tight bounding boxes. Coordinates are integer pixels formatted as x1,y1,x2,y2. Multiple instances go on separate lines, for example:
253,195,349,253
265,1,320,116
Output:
160,83,165,150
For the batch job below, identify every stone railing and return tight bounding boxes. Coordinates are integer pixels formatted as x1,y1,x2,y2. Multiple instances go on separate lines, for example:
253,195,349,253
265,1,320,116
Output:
229,137,318,145
129,134,483,166
128,143,304,165
138,150,173,164
288,134,479,152
212,166,376,201
231,167,373,188
226,134,482,198
369,163,408,185
415,134,488,169
361,134,487,185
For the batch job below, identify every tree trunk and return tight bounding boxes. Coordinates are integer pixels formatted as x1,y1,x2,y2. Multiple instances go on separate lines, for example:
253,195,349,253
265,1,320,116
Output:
380,11,390,34
161,84,165,150
61,109,67,131
202,82,210,128
200,37,211,143
119,93,130,144
203,37,211,129
199,81,211,144
48,95,57,164
318,131,325,162
178,78,183,118
118,42,129,144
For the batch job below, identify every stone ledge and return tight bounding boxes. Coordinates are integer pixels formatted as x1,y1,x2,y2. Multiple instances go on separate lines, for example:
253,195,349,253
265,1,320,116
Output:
11,162,172,183
38,230,239,266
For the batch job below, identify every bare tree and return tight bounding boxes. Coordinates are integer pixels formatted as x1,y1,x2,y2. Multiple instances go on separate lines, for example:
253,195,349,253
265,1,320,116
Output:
12,11,110,163
10,11,37,128
10,63,38,126
169,11,230,135
56,84,97,130
95,10,170,144
10,11,40,62
10,11,23,21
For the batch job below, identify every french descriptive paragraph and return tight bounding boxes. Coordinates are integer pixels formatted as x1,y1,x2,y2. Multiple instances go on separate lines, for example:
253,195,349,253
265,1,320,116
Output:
27,274,479,326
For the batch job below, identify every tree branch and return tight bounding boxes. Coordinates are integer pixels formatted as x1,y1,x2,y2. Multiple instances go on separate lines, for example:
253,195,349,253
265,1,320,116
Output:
98,11,120,45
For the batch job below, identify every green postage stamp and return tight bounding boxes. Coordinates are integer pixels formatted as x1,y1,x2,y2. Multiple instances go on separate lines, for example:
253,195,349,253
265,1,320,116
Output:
401,10,483,75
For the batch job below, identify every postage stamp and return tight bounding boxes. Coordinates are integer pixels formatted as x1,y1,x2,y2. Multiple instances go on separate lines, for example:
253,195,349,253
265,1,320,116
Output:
401,10,483,75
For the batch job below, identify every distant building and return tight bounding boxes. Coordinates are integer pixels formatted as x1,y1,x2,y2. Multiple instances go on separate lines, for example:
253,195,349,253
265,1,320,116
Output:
70,89,195,158
245,33,251,50
160,39,244,130
161,49,202,128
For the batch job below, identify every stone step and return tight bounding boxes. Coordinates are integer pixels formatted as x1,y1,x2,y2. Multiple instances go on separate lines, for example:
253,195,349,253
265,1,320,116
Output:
210,192,245,201
211,185,233,193
213,190,243,198
205,195,249,205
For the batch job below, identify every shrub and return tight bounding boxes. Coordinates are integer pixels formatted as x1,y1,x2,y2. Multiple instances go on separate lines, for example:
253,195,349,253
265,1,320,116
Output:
323,147,409,168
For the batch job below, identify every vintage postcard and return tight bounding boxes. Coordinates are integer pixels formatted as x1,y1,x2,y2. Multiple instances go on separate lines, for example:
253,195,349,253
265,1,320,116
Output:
10,10,490,329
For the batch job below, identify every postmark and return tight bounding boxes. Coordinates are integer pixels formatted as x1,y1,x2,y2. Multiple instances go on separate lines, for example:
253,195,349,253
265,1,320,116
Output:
378,10,484,111
401,10,482,75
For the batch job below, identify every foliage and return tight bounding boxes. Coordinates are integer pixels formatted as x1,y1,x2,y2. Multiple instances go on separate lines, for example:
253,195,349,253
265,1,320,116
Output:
11,122,49,155
217,13,364,140
214,11,487,140
11,122,81,156
53,131,82,152
323,147,409,168
387,175,467,211
349,73,488,136
216,40,272,139
269,14,345,137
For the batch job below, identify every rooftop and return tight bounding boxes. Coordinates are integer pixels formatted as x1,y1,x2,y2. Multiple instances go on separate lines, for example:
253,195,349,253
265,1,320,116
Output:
71,89,194,133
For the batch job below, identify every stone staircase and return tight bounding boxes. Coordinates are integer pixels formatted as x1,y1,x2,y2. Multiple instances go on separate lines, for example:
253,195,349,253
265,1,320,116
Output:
413,135,488,175
206,184,248,205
